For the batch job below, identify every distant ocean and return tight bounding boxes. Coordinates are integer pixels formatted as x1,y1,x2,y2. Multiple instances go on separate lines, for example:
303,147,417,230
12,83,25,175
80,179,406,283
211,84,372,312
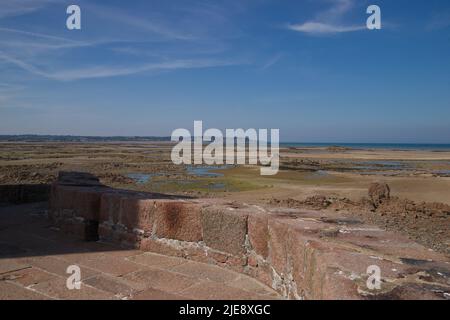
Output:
280,143,450,151
1,135,449,151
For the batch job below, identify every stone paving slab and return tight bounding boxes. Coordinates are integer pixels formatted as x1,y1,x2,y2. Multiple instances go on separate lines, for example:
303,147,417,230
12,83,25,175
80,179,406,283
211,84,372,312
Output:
1,267,58,287
21,256,100,280
0,203,281,300
170,261,240,283
131,287,187,300
83,274,139,298
126,252,187,269
122,268,199,293
0,281,48,300
178,281,276,300
31,277,116,300
0,259,30,275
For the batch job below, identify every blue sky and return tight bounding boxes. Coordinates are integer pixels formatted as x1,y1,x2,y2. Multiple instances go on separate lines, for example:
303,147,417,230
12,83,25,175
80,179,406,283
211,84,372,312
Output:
0,0,449,143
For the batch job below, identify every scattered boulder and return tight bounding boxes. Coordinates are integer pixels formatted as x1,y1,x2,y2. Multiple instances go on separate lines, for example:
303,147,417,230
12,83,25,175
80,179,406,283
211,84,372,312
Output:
368,182,390,208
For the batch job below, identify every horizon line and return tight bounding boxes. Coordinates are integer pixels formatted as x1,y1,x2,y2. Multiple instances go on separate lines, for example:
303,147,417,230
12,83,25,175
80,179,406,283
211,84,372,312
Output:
0,134,449,145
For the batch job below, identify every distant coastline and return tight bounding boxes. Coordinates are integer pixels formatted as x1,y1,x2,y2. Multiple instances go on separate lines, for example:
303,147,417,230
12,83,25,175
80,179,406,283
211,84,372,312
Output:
1,135,449,151
280,142,450,151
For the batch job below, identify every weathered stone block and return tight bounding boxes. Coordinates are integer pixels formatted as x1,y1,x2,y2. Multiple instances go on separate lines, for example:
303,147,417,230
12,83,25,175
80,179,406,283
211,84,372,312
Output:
54,186,78,210
308,251,361,300
50,186,102,221
119,197,154,232
288,230,344,299
201,206,248,256
153,201,202,242
267,219,290,276
73,189,102,221
100,192,123,224
248,213,269,259
288,230,310,296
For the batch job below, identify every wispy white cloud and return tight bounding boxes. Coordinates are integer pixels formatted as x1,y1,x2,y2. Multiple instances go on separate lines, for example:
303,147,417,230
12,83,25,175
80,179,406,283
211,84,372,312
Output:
288,22,365,34
287,0,365,35
0,26,242,81
0,27,91,55
0,51,241,81
0,0,56,19
0,27,82,43
84,2,196,41
0,28,158,53
0,1,245,83
44,59,241,81
0,51,49,78
260,53,283,70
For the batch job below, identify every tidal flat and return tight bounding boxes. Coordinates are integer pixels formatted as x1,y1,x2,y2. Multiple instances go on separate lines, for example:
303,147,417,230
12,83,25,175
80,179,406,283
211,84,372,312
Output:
1,142,449,201
0,141,449,253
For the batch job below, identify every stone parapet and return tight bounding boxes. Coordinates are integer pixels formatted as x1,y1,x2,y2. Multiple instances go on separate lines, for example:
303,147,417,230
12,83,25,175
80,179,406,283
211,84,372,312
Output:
49,172,450,300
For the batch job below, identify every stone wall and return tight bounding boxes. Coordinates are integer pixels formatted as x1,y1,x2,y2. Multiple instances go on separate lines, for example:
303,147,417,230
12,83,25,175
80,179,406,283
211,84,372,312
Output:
48,172,450,300
0,184,50,204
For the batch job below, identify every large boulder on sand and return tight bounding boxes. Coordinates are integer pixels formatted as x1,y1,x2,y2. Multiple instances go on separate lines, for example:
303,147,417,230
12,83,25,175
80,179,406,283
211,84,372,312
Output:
368,182,390,207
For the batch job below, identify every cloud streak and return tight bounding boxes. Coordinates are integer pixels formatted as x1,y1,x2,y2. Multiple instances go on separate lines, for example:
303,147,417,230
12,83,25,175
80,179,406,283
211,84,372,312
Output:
0,0,56,19
0,51,241,81
288,22,365,34
0,1,243,82
83,2,197,41
287,0,365,35
260,53,283,70
0,27,83,43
